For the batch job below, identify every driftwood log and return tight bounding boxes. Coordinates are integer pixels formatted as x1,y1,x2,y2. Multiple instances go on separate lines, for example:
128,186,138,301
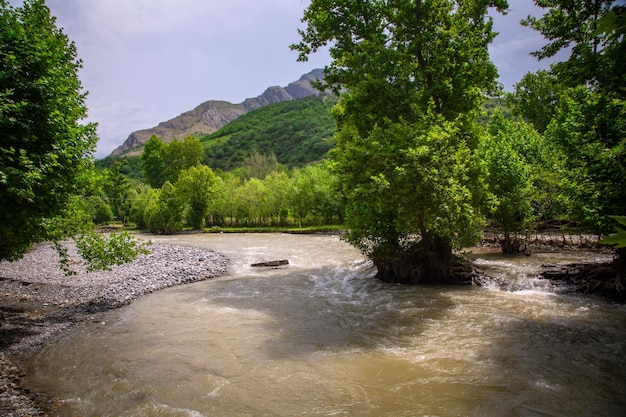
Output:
251,260,289,267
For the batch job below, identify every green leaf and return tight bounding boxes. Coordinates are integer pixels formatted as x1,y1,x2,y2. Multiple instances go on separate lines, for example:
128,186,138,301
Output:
598,216,626,248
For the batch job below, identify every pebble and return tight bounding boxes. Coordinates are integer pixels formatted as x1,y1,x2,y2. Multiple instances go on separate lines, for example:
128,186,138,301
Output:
0,241,229,416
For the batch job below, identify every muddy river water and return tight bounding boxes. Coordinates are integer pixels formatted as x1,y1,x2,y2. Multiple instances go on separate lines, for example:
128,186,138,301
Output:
25,234,626,416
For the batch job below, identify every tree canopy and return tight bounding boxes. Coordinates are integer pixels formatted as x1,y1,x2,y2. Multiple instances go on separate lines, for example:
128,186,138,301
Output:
141,135,203,188
513,0,626,233
522,0,625,97
293,0,507,284
0,0,97,261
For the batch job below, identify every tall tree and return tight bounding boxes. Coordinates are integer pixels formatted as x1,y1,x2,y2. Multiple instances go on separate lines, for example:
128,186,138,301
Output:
165,136,203,183
506,70,562,133
519,0,625,296
102,161,133,224
522,0,625,97
141,135,168,188
141,135,203,188
544,86,625,232
176,165,217,230
242,151,281,180
208,173,241,227
0,0,97,260
264,171,291,225
479,112,536,252
293,0,507,284
144,181,184,234
521,0,625,233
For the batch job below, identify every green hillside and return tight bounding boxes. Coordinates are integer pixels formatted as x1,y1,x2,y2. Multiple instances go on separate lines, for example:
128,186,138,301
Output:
98,95,509,178
200,94,337,171
478,97,511,125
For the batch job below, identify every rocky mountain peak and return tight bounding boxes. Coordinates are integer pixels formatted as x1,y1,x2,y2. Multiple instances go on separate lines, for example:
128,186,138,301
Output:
110,69,324,157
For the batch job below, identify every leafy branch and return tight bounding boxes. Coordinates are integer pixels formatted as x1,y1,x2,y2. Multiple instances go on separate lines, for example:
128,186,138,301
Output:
599,216,626,249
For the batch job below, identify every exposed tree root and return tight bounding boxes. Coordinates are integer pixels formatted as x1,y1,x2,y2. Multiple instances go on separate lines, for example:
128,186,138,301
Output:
538,260,625,302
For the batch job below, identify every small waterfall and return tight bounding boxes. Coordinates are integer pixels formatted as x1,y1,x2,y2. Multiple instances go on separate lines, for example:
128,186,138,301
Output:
470,250,613,295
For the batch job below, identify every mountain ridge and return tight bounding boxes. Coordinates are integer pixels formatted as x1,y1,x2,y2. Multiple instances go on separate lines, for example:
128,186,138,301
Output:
110,69,324,157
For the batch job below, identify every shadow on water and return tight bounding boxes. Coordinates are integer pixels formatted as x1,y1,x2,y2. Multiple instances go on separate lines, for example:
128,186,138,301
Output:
0,293,148,355
189,264,458,358
473,295,626,417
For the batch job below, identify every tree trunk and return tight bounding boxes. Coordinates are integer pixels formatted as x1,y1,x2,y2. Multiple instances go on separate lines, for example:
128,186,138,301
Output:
499,232,530,255
615,247,625,294
372,236,474,285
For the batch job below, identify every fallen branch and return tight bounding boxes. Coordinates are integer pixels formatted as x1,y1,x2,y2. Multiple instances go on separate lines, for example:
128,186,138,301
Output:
251,260,289,267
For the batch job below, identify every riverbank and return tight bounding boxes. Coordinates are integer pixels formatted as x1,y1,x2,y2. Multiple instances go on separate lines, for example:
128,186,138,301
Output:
0,234,620,415
0,242,228,416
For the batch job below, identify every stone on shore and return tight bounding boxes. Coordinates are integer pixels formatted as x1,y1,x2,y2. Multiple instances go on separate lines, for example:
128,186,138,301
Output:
0,241,228,416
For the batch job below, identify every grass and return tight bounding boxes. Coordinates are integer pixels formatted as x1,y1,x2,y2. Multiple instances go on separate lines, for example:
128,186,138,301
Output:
204,225,346,234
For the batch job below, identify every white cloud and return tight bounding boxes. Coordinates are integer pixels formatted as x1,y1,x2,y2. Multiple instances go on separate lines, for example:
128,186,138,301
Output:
489,32,547,87
10,0,566,158
489,3,566,91
41,0,328,157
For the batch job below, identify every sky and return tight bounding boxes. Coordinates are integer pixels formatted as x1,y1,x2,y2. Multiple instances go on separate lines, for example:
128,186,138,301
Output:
10,0,565,158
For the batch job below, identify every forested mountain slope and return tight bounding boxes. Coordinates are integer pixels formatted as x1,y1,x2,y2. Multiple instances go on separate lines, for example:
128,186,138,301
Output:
100,96,507,175
201,94,337,170
110,69,324,156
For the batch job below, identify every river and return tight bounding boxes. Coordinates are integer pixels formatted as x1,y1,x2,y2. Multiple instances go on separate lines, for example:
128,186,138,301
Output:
25,234,626,416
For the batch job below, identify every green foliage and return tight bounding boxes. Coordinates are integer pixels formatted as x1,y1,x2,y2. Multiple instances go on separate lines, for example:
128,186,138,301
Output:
141,135,168,188
84,195,114,225
167,136,203,182
512,1,626,236
0,0,97,260
506,70,561,133
479,112,536,239
129,159,343,231
83,159,146,226
235,177,268,226
543,86,626,232
128,187,153,230
293,0,507,125
293,0,506,282
102,161,133,224
522,1,625,97
176,165,217,229
96,155,144,182
477,97,512,126
240,151,283,180
74,231,151,272
290,162,342,227
52,241,75,276
141,135,203,188
599,216,626,249
201,95,336,170
36,194,149,276
144,181,184,234
41,195,94,243
336,116,485,255
208,173,240,226
263,171,292,225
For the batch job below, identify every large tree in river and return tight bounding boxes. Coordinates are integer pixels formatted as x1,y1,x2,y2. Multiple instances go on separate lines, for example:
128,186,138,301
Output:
292,0,508,284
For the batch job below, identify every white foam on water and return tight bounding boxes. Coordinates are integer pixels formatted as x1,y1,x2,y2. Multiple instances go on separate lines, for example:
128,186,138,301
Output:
150,401,207,417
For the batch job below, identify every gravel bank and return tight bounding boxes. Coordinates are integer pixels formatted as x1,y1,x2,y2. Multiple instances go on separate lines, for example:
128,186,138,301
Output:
0,241,228,416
